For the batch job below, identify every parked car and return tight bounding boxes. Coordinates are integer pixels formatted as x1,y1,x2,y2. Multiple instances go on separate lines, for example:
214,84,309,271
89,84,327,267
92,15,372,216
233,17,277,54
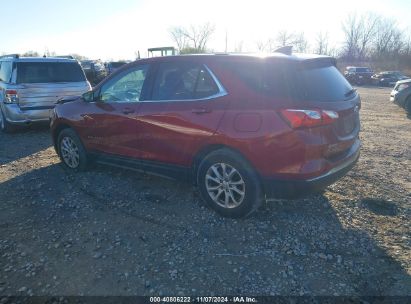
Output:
371,71,409,87
390,79,411,111
50,52,361,218
344,66,373,85
0,54,91,132
105,61,128,74
80,60,107,85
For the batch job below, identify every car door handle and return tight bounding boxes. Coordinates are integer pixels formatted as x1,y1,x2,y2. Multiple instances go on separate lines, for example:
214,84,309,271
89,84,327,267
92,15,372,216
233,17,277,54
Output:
122,108,135,114
192,108,211,114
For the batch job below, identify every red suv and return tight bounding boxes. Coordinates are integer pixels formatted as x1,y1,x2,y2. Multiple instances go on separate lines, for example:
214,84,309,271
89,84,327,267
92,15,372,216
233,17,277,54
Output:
50,53,360,218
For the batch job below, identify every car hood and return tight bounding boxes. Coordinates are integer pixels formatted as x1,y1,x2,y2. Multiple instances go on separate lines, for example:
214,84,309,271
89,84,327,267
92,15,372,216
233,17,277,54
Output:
56,95,82,104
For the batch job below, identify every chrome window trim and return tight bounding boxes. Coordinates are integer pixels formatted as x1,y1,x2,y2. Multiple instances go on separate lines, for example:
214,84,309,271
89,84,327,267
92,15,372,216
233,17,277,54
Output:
140,64,228,103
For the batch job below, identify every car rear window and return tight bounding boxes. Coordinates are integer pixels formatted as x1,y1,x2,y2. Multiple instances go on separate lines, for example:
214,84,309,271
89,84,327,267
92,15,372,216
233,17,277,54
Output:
223,60,293,99
17,62,86,84
295,63,354,102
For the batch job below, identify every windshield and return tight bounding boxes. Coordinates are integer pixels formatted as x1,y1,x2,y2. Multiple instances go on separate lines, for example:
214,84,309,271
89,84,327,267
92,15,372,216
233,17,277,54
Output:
110,62,126,68
17,62,86,83
356,67,371,72
295,64,354,102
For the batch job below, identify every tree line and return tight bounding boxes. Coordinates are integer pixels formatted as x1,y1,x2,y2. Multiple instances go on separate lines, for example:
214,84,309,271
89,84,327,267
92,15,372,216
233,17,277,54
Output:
170,12,411,71
3,12,410,72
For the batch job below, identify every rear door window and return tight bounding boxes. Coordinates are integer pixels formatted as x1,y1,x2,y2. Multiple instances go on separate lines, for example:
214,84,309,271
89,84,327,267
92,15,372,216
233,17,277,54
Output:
151,62,219,101
16,62,86,83
295,63,353,102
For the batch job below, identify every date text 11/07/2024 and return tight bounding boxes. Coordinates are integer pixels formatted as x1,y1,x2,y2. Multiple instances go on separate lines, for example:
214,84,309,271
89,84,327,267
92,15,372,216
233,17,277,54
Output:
149,296,258,303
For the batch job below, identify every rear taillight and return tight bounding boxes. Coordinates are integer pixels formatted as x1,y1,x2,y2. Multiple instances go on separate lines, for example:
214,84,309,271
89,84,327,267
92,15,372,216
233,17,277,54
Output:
280,109,339,129
4,89,19,104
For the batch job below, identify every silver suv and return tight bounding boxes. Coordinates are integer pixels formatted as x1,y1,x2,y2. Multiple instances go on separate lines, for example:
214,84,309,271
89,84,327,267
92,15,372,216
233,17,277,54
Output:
0,54,91,132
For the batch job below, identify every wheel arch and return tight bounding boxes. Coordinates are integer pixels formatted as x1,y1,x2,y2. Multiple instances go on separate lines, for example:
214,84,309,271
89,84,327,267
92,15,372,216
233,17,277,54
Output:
52,123,72,155
191,144,262,186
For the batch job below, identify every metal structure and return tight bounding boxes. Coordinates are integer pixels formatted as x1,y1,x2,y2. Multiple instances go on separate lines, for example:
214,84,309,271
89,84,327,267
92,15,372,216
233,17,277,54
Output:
147,47,176,57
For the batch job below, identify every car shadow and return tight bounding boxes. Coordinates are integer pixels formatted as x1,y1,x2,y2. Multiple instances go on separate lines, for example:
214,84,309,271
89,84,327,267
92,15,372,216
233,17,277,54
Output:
0,164,410,296
0,124,52,165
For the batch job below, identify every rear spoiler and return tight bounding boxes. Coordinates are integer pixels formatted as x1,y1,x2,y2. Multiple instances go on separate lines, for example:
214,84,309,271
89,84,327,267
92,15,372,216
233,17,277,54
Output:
298,57,337,69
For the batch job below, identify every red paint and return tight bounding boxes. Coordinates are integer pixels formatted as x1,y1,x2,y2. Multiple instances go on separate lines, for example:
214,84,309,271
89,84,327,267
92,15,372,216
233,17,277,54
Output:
51,54,361,192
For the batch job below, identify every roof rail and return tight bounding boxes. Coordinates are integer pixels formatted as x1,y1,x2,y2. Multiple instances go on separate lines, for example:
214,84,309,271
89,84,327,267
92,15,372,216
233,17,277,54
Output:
51,55,75,59
274,46,293,55
0,54,20,59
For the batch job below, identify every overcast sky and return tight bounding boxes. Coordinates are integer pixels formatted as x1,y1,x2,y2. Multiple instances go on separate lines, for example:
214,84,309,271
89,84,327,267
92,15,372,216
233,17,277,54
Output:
1,0,411,60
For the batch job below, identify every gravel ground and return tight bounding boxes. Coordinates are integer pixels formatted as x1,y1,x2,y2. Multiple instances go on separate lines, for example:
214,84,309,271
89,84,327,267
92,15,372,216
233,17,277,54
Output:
0,87,410,297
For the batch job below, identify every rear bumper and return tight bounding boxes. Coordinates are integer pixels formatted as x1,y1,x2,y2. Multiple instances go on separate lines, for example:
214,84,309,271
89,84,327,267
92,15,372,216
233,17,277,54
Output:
1,103,54,125
263,143,360,199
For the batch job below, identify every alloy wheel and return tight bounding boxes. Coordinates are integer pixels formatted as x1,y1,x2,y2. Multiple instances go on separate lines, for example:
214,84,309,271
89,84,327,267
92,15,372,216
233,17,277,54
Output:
60,137,80,168
205,163,246,208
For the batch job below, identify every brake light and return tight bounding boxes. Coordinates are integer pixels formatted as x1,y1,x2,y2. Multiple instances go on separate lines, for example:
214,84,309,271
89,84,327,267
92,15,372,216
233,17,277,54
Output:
280,109,339,129
4,89,19,104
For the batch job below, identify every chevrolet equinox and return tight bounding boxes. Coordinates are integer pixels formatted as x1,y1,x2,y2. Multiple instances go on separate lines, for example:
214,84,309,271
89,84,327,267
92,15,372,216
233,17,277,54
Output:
50,52,361,218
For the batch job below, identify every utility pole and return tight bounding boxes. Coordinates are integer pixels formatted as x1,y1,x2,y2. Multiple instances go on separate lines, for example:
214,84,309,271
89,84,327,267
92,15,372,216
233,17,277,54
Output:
225,30,228,53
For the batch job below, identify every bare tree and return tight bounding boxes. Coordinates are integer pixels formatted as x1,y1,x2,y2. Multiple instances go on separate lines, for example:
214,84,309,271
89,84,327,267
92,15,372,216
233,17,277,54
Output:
272,30,308,52
341,13,362,60
170,27,189,51
314,32,329,55
374,18,403,57
22,50,40,57
255,40,267,52
401,33,411,56
342,12,381,60
43,48,56,57
293,32,308,53
358,13,381,59
169,23,215,53
275,30,295,47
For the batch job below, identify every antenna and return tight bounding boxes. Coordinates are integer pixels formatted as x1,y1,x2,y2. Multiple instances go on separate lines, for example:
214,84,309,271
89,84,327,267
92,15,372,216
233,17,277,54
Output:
274,45,293,55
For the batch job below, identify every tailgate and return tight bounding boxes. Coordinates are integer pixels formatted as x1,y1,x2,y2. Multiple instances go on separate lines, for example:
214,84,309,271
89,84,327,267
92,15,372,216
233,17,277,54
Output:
17,82,90,108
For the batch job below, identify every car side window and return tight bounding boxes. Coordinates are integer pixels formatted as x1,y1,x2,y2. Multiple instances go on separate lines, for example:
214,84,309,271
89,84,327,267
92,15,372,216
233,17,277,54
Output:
151,62,219,101
0,61,12,83
99,65,148,103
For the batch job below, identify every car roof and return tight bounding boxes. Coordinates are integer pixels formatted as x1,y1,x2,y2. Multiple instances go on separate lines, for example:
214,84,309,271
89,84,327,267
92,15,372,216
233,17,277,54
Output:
347,66,371,69
397,78,411,84
134,52,334,65
0,57,78,63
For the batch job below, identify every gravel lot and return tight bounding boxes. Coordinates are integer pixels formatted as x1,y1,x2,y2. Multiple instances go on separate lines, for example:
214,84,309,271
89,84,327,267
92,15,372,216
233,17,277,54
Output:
0,87,410,297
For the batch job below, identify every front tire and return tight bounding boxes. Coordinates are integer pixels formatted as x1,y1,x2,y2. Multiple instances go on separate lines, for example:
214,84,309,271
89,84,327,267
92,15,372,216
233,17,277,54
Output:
197,149,263,218
57,128,88,171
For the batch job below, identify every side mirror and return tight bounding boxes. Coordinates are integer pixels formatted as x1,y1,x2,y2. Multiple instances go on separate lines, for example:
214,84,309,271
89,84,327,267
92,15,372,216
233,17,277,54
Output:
82,90,95,102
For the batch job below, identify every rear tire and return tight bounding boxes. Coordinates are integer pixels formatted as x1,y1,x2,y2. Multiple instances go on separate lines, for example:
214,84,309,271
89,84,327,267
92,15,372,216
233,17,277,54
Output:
0,109,15,133
57,128,89,171
405,96,411,113
197,149,263,218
